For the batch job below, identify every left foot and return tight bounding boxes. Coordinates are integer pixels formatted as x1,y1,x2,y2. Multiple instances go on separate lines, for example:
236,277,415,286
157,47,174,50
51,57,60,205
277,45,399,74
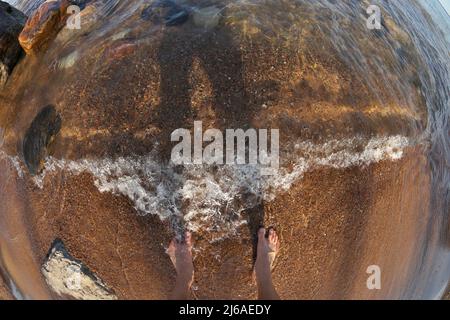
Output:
255,227,280,272
254,227,281,300
167,231,194,288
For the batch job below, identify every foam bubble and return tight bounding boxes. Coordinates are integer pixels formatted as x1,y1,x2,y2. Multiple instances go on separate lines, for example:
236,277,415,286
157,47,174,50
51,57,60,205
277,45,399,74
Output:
1,135,410,241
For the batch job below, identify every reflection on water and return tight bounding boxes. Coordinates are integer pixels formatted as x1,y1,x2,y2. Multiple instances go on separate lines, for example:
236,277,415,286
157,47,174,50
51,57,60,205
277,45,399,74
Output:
0,0,449,299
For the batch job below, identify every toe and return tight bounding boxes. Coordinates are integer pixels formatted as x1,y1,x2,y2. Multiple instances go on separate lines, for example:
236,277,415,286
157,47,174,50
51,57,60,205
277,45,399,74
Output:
274,233,280,251
269,229,275,239
167,239,176,260
185,231,192,247
168,238,176,251
258,228,266,242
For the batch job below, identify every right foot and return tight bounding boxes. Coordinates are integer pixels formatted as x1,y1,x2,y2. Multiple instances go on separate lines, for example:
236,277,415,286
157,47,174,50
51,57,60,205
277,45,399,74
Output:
255,227,280,273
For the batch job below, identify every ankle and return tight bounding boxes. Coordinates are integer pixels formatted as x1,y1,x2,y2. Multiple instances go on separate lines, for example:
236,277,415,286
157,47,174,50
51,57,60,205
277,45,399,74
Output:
170,279,192,300
255,259,272,280
176,273,194,289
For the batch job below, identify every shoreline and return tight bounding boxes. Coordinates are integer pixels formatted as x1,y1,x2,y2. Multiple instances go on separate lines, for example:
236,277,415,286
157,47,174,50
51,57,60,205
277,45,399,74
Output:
0,145,438,299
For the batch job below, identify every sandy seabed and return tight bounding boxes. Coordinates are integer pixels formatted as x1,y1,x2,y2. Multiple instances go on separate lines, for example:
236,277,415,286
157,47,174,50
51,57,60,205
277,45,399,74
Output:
0,146,431,299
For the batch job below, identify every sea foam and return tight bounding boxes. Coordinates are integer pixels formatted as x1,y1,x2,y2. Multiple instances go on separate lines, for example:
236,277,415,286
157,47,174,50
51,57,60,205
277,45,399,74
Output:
1,135,410,241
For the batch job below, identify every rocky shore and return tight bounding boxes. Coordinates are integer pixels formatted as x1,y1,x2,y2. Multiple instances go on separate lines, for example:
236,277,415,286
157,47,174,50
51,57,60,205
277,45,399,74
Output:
0,1,26,89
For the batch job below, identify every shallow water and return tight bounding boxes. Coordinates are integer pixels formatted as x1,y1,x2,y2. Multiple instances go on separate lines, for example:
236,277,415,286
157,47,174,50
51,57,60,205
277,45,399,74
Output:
0,0,449,299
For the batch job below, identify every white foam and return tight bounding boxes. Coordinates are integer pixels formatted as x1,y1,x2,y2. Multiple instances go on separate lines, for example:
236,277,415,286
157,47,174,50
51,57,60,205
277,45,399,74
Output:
0,129,24,178
25,135,409,240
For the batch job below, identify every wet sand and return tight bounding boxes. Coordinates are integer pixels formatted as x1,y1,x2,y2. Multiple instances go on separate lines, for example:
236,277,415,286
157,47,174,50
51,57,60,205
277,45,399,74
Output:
0,157,53,299
0,146,428,299
0,276,12,300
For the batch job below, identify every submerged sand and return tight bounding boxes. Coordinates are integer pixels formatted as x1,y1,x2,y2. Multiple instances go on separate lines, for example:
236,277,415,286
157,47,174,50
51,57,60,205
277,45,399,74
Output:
0,145,434,299
0,277,12,300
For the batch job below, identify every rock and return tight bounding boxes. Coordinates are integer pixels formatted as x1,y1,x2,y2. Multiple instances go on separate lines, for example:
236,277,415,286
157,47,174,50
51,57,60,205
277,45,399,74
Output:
57,50,79,69
141,0,189,26
104,41,137,61
110,28,131,41
193,6,221,30
384,15,411,45
75,2,97,27
165,5,189,26
42,239,117,300
0,1,27,88
68,0,88,10
18,0,70,54
56,2,99,44
23,105,61,175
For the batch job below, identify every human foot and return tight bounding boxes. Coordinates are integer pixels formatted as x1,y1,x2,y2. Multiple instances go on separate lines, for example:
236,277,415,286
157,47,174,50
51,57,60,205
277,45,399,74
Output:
167,231,194,299
255,227,280,300
255,227,280,272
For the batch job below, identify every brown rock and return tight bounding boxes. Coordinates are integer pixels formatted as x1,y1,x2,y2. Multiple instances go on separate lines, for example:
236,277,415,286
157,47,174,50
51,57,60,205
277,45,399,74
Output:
0,1,26,88
103,42,138,61
55,3,99,44
23,105,62,175
18,0,70,54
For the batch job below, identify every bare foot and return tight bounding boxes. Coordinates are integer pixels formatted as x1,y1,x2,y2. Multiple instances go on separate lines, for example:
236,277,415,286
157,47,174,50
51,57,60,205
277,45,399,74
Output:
167,231,194,299
255,227,280,300
256,227,279,270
